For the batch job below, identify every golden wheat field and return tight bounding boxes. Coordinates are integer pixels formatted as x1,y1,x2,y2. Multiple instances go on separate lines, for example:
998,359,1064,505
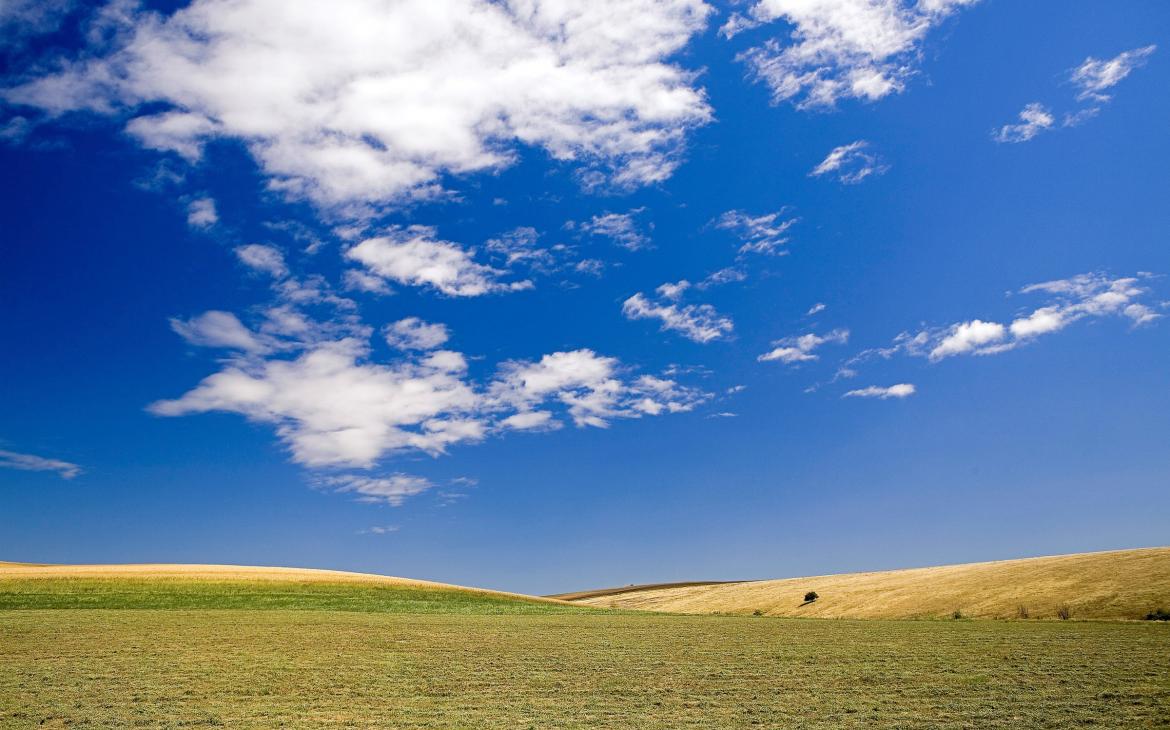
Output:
560,547,1170,620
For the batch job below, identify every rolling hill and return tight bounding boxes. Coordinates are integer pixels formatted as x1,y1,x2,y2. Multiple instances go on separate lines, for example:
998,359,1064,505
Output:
557,547,1170,620
0,561,582,614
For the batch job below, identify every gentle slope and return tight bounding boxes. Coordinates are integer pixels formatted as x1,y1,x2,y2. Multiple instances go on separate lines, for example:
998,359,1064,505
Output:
0,561,584,614
560,547,1170,620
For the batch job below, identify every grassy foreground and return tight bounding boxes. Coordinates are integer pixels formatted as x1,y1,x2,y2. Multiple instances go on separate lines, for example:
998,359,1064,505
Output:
3,609,1168,728
2,562,1168,727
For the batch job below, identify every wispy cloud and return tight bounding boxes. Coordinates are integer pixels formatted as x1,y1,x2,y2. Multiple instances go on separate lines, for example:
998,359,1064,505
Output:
357,525,400,535
993,103,1054,143
325,474,434,506
995,45,1156,143
759,328,849,365
186,197,218,229
810,141,888,184
842,272,1162,374
727,0,981,108
569,209,652,251
346,226,531,297
235,244,288,279
623,290,734,343
1071,45,1156,103
714,209,798,256
844,383,915,399
0,449,82,479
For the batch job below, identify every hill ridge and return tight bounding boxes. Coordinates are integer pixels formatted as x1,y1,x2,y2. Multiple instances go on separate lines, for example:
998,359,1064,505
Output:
562,546,1170,620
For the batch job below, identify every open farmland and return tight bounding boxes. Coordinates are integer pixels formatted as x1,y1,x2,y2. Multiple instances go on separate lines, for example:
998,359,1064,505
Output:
2,559,1169,728
560,547,1170,620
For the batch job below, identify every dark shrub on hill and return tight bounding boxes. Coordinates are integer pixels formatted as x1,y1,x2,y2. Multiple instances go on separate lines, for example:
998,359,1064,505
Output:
804,591,818,603
1146,608,1170,621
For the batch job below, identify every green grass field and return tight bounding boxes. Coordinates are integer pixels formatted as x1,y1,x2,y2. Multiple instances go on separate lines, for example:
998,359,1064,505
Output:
2,576,1169,728
0,576,591,614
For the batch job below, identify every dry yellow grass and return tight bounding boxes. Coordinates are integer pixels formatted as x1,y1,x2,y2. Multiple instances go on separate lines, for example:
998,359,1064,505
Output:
567,547,1170,620
0,561,568,605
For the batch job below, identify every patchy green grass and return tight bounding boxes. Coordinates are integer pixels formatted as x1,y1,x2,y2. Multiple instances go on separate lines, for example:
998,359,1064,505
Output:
0,577,592,614
2,608,1167,728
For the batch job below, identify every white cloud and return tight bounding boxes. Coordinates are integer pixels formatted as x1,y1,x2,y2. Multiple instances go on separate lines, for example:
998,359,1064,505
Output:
1070,45,1156,103
0,0,75,48
728,0,980,108
149,338,485,468
844,383,915,399
0,448,82,479
928,319,1006,361
499,410,557,431
993,102,1054,143
151,319,707,471
759,328,849,364
698,266,747,288
324,474,433,506
5,0,713,209
807,302,826,315
485,227,549,268
186,196,218,228
999,46,1156,139
489,350,708,428
571,209,652,251
342,269,393,296
346,226,531,297
623,292,734,343
384,317,449,350
358,524,401,535
234,244,288,278
810,140,888,183
714,209,797,255
171,310,271,354
851,273,1163,368
656,279,691,300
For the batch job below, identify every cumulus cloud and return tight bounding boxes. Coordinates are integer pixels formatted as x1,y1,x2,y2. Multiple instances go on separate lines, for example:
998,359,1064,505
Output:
928,319,1006,360
570,209,652,251
234,244,288,278
186,197,218,229
758,328,849,364
151,315,708,472
807,302,826,315
728,0,980,108
4,0,713,209
810,140,888,183
622,291,734,343
0,448,82,479
1070,45,1156,103
490,351,708,428
346,226,531,297
993,102,1054,143
714,209,797,255
384,317,449,350
844,383,915,399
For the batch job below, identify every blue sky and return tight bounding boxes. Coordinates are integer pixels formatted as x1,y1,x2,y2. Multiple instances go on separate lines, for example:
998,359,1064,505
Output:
1,0,1167,594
